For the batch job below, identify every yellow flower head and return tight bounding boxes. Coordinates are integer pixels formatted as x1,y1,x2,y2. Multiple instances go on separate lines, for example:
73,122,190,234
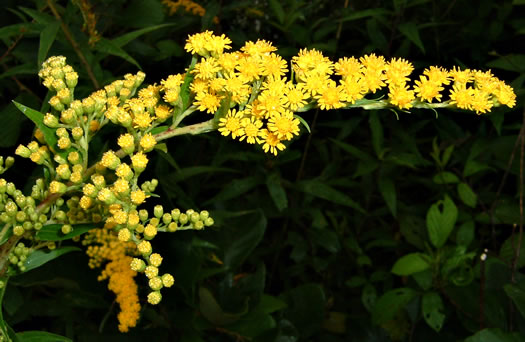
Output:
449,84,474,110
283,83,309,111
385,57,413,85
241,39,277,56
133,112,153,129
413,76,444,103
260,129,286,156
267,110,301,140
131,189,147,205
194,91,222,114
316,83,345,110
388,83,415,110
192,57,221,80
140,133,157,152
218,109,245,139
239,116,264,144
155,104,173,121
334,57,363,78
131,152,148,172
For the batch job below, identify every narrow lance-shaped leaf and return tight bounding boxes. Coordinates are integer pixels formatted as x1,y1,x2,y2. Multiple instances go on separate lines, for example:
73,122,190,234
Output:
23,247,81,273
37,21,60,67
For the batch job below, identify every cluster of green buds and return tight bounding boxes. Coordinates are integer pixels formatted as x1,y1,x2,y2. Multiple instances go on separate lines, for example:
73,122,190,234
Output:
0,179,47,238
129,206,214,304
0,157,14,175
7,242,32,273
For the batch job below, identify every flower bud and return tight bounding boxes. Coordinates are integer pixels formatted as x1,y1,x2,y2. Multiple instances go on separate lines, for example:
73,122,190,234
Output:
49,181,67,194
117,133,135,154
200,210,210,220
149,253,163,267
43,113,59,128
147,291,162,305
190,212,200,223
144,265,158,278
162,213,172,225
13,225,25,236
130,258,146,272
15,145,31,158
149,276,163,291
57,88,72,105
49,96,64,111
65,71,78,88
101,150,120,170
137,240,152,256
161,273,175,287
144,224,157,240
153,205,163,218
204,217,214,226
194,220,204,230
179,213,188,225
167,222,178,232
171,209,180,221
71,127,83,140
61,224,72,234
118,228,131,242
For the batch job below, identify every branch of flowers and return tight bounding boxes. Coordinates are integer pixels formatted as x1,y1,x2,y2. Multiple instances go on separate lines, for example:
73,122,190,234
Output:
46,0,100,89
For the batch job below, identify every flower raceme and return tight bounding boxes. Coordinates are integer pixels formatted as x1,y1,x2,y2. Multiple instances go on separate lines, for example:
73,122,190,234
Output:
180,31,516,155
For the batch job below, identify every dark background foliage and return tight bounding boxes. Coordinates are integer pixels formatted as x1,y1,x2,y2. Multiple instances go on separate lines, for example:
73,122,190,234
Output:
1,0,525,341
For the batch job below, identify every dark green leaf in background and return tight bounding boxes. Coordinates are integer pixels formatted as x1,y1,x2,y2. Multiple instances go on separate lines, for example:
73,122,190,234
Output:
23,247,81,273
37,21,59,67
426,196,458,248
422,292,445,332
372,287,417,324
391,253,430,276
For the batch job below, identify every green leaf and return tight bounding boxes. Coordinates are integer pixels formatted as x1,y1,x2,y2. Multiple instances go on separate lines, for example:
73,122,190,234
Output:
268,0,285,24
297,180,365,213
37,21,60,67
486,54,525,73
330,138,376,161
361,283,377,312
95,38,141,69
339,8,389,23
204,176,261,205
398,22,425,54
112,23,175,47
23,247,81,273
294,114,311,133
0,23,39,39
372,287,417,324
223,211,266,269
500,235,525,269
369,112,384,157
504,283,525,320
36,223,97,241
457,182,477,208
12,101,61,154
465,328,525,342
180,56,198,112
463,159,491,177
199,287,246,325
441,144,454,167
456,221,475,247
0,102,28,147
391,253,430,276
255,294,288,314
426,196,458,248
0,63,36,80
378,175,396,217
17,331,72,342
170,166,238,183
432,171,460,184
266,172,288,211
19,7,55,24
284,284,325,338
422,292,445,332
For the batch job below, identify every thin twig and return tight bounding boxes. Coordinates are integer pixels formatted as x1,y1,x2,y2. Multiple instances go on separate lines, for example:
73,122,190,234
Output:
47,0,100,89
0,33,24,63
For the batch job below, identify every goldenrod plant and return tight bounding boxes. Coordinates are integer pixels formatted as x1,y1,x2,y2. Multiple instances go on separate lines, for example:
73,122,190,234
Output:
0,30,516,339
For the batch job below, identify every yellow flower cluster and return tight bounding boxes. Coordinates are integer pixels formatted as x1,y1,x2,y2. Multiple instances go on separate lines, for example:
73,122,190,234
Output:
182,32,516,155
83,227,140,332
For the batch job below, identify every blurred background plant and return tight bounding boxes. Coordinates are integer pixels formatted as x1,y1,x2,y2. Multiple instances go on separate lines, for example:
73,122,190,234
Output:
0,0,524,341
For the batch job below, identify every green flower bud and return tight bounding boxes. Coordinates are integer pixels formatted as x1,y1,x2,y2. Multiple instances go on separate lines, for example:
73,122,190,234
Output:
130,258,146,272
15,211,27,222
149,276,163,291
150,178,158,191
34,222,43,230
15,145,31,158
171,209,180,221
5,156,14,168
55,210,66,221
153,205,163,218
22,221,32,231
61,224,72,234
190,212,200,223
70,100,83,116
162,213,172,225
13,225,24,236
186,209,195,216
204,217,214,227
161,273,175,287
200,210,209,220
0,213,10,223
139,209,148,222
147,291,162,305
65,71,78,88
167,222,178,232
43,113,59,128
5,201,17,216
179,213,188,225
6,182,16,195
194,220,204,230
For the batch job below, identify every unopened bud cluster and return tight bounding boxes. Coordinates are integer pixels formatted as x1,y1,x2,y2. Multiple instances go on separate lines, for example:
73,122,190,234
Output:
7,242,32,273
